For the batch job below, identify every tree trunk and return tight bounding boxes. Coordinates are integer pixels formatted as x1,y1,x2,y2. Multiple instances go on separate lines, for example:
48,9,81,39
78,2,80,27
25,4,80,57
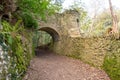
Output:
108,0,119,34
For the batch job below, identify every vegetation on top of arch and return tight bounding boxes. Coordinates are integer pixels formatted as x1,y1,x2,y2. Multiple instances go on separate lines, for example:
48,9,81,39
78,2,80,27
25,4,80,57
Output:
14,0,62,29
17,0,61,19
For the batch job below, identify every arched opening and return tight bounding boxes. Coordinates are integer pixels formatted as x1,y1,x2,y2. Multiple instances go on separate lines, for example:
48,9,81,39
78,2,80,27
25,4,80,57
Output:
35,27,60,51
39,27,59,42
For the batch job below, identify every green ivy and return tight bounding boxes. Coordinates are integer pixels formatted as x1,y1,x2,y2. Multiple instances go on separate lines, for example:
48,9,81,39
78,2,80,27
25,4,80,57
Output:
0,21,34,80
20,13,38,29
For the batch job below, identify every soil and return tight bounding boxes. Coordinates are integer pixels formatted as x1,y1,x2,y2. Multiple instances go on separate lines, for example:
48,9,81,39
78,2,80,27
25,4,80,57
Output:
23,49,110,80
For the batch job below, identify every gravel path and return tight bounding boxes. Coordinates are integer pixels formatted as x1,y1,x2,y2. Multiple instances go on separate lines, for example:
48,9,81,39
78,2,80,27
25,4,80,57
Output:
23,50,110,80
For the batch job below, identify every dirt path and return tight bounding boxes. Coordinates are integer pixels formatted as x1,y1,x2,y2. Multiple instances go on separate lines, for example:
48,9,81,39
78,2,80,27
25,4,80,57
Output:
23,50,110,80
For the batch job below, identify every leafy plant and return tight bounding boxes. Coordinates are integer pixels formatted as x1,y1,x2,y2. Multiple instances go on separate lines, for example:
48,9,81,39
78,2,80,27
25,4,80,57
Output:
103,41,120,80
17,0,60,19
20,13,38,29
0,21,33,80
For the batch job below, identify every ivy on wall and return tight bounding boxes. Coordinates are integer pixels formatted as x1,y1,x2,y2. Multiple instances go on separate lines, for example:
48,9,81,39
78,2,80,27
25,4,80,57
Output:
0,21,34,80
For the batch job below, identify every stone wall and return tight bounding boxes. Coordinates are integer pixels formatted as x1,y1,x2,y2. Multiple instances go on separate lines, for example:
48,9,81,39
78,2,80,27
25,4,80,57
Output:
53,37,120,67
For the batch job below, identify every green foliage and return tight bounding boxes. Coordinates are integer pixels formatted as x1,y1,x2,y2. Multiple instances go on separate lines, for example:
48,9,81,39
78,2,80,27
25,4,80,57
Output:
87,9,119,37
33,31,52,47
17,0,60,19
38,31,52,46
103,56,120,80
20,13,38,29
95,10,112,28
103,40,120,80
16,0,61,29
1,21,33,80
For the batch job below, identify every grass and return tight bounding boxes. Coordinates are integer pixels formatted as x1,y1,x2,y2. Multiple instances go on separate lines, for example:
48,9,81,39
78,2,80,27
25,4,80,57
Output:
103,40,120,80
103,54,120,80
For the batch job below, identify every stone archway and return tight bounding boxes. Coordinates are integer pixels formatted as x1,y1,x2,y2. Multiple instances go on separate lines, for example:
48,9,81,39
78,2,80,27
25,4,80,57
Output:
38,27,60,42
35,27,60,51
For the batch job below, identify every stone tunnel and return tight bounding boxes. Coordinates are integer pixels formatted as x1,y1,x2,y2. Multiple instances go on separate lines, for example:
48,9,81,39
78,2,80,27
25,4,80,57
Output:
38,27,60,42
38,10,81,50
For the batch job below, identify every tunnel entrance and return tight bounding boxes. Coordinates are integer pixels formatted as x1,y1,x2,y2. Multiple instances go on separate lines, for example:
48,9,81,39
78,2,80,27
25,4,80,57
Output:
39,27,59,42
35,27,60,52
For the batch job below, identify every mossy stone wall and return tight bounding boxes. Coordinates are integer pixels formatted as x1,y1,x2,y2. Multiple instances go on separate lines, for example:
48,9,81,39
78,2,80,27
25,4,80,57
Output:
53,37,120,67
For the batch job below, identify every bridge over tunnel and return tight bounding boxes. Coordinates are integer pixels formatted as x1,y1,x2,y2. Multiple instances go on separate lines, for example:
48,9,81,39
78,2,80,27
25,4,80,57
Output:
35,27,60,54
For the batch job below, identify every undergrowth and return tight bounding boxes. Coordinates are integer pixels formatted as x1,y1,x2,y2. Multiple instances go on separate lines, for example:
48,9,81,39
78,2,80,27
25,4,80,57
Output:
0,21,34,80
103,40,120,80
